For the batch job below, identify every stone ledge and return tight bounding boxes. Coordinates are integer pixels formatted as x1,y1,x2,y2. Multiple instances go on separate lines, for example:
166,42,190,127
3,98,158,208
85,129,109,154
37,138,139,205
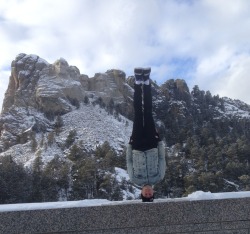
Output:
0,197,250,234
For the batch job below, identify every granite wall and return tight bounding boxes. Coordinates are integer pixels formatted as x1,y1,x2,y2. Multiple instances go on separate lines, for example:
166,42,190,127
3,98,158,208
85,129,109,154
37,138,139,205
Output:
0,197,250,234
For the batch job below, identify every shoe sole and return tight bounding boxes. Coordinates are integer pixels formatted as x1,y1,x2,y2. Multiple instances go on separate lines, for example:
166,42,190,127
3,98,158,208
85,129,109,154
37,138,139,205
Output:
143,67,151,74
134,67,143,75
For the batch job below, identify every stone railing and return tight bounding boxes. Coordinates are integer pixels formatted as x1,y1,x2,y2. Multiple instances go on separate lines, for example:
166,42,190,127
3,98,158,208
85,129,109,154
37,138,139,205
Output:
0,197,250,233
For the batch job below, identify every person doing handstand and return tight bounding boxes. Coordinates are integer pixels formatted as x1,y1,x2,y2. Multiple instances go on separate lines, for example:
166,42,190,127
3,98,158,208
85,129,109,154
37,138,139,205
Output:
126,67,166,202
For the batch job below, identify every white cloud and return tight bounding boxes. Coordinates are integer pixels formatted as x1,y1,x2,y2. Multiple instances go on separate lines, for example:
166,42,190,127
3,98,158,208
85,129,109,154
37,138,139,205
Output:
1,0,250,109
191,46,234,91
214,53,250,102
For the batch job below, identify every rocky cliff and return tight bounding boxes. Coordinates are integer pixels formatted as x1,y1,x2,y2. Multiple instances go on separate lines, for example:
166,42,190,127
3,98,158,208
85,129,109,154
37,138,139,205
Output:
0,53,134,151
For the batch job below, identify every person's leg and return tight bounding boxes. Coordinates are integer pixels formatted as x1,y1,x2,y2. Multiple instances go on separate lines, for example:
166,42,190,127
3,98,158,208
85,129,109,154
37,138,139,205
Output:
130,68,144,149
143,71,160,149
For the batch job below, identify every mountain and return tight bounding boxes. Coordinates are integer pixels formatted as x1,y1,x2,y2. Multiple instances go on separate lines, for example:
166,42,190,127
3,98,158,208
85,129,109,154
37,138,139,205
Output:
0,53,250,204
0,53,134,151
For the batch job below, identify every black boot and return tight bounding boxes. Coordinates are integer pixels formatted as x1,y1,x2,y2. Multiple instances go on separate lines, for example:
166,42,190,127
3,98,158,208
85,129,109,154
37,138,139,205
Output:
143,67,151,85
134,67,143,84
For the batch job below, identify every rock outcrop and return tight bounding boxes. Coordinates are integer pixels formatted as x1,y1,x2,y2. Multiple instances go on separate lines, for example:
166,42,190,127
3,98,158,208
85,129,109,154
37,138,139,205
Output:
0,53,133,150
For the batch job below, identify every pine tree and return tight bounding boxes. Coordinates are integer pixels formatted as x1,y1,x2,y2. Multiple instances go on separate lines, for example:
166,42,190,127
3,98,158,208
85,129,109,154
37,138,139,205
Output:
65,129,77,148
30,155,44,202
239,175,250,191
30,132,38,152
47,131,55,146
42,155,70,201
70,157,97,200
0,156,31,204
54,115,63,135
67,144,85,161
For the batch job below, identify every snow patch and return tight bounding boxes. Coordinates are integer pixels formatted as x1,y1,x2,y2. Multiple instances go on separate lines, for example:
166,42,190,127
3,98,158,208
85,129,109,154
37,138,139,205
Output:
1,191,250,212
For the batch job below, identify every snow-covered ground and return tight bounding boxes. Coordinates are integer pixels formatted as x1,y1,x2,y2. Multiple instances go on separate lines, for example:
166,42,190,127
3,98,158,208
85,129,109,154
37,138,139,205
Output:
61,103,132,152
0,103,133,166
1,191,250,212
114,167,141,199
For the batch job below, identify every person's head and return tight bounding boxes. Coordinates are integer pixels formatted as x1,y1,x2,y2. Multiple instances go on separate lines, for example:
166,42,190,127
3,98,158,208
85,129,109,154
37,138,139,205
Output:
141,184,154,202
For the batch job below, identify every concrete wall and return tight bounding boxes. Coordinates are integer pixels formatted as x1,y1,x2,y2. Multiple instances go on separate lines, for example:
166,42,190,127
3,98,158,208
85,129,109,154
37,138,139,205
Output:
0,197,250,234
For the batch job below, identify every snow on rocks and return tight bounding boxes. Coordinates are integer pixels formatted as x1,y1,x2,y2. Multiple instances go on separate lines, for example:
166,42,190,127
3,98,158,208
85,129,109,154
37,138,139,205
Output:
61,103,132,152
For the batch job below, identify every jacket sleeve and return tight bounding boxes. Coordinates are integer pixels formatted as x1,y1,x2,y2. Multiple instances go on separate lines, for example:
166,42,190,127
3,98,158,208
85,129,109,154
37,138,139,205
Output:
126,144,134,181
158,141,166,180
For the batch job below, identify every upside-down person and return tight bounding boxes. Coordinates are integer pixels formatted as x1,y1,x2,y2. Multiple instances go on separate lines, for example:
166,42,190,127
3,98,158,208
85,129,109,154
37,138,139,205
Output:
126,67,166,202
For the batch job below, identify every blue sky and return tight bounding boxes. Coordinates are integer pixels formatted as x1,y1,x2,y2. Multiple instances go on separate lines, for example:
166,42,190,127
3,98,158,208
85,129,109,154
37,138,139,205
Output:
1,0,250,109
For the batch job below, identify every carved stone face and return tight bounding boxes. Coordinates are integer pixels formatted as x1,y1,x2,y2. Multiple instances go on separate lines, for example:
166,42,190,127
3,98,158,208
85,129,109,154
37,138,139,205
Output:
95,75,106,91
79,75,89,89
54,59,68,75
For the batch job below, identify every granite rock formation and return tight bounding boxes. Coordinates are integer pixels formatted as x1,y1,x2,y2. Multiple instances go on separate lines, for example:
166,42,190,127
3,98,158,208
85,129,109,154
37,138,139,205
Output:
0,53,133,150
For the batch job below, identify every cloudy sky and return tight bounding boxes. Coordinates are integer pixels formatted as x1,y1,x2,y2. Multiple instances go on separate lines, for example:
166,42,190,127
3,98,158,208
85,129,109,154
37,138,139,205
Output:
1,0,250,109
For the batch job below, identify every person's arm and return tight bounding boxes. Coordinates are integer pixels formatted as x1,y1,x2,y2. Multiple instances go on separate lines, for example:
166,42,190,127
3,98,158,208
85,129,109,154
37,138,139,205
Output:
158,141,166,180
126,144,134,180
